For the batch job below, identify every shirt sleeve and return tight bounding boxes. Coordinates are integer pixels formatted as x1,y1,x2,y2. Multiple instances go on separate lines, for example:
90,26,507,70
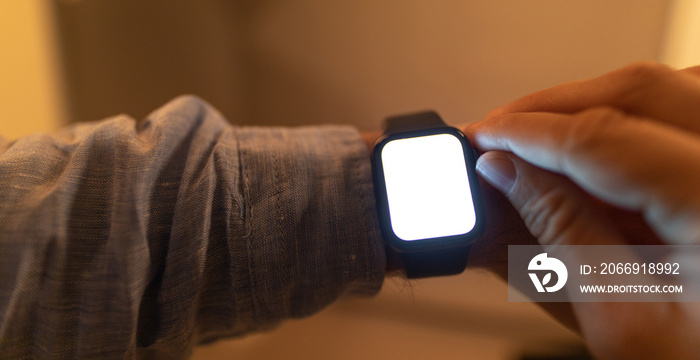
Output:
0,95,386,359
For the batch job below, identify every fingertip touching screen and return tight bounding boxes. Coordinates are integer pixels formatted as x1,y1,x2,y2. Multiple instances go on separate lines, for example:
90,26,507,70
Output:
380,133,477,241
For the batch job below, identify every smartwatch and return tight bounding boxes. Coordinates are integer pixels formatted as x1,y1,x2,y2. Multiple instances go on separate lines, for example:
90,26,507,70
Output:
371,111,485,278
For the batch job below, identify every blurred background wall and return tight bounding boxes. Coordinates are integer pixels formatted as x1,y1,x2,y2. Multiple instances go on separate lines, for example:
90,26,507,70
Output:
5,0,693,136
51,0,671,130
2,0,700,359
0,1,65,139
4,0,700,135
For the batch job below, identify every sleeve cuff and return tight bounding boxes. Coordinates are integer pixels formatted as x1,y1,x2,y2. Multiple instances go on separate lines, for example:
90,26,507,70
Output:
236,125,386,325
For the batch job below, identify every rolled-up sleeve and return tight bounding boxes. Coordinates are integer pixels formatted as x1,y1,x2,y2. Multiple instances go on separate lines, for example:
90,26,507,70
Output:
0,95,385,359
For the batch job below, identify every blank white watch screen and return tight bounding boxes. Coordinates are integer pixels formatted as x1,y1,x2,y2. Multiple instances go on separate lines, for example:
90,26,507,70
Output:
381,134,476,241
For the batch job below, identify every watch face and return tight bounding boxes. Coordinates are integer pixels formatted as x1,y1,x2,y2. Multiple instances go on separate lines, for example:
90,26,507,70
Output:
372,127,484,252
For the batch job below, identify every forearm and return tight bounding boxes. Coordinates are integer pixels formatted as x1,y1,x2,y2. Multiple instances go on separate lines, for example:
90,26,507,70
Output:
0,96,385,358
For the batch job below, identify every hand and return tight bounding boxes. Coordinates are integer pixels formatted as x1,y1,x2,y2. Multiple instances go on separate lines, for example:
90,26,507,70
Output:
466,62,700,359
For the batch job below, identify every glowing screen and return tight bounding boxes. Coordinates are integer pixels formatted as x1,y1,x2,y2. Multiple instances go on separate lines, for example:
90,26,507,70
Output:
381,134,476,241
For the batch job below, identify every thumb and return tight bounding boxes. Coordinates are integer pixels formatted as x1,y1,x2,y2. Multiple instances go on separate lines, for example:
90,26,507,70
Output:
475,151,696,359
475,151,624,246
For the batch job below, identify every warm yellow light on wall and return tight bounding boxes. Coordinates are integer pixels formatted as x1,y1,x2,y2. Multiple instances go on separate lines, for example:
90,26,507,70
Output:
0,1,65,140
661,0,700,69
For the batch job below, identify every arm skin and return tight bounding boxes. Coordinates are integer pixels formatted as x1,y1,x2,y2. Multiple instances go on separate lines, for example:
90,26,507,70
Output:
468,62,700,360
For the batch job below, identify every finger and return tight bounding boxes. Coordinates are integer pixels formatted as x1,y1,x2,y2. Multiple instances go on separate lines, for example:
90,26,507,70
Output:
467,177,537,271
679,64,700,78
475,151,693,359
475,151,625,246
473,151,613,333
488,62,700,134
470,109,700,244
466,118,662,246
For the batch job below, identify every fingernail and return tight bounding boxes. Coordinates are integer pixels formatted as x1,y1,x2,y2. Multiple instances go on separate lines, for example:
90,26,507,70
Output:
476,152,516,193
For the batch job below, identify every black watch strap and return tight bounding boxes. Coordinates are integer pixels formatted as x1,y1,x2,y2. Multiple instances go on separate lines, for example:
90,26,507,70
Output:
382,111,471,279
384,111,448,133
400,246,470,278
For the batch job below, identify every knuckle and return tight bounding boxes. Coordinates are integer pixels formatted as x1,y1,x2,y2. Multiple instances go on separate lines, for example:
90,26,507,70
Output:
617,61,673,82
575,106,625,126
612,61,674,104
520,186,582,245
558,107,637,189
562,107,626,160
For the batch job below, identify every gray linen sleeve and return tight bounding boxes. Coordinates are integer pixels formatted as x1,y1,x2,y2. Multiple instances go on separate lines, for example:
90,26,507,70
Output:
0,95,385,359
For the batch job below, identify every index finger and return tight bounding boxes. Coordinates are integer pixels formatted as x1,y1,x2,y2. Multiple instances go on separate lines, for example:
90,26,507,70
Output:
469,108,700,244
488,62,700,134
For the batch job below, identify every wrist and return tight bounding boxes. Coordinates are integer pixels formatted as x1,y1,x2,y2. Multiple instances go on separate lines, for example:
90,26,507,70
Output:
362,130,404,275
361,130,382,154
